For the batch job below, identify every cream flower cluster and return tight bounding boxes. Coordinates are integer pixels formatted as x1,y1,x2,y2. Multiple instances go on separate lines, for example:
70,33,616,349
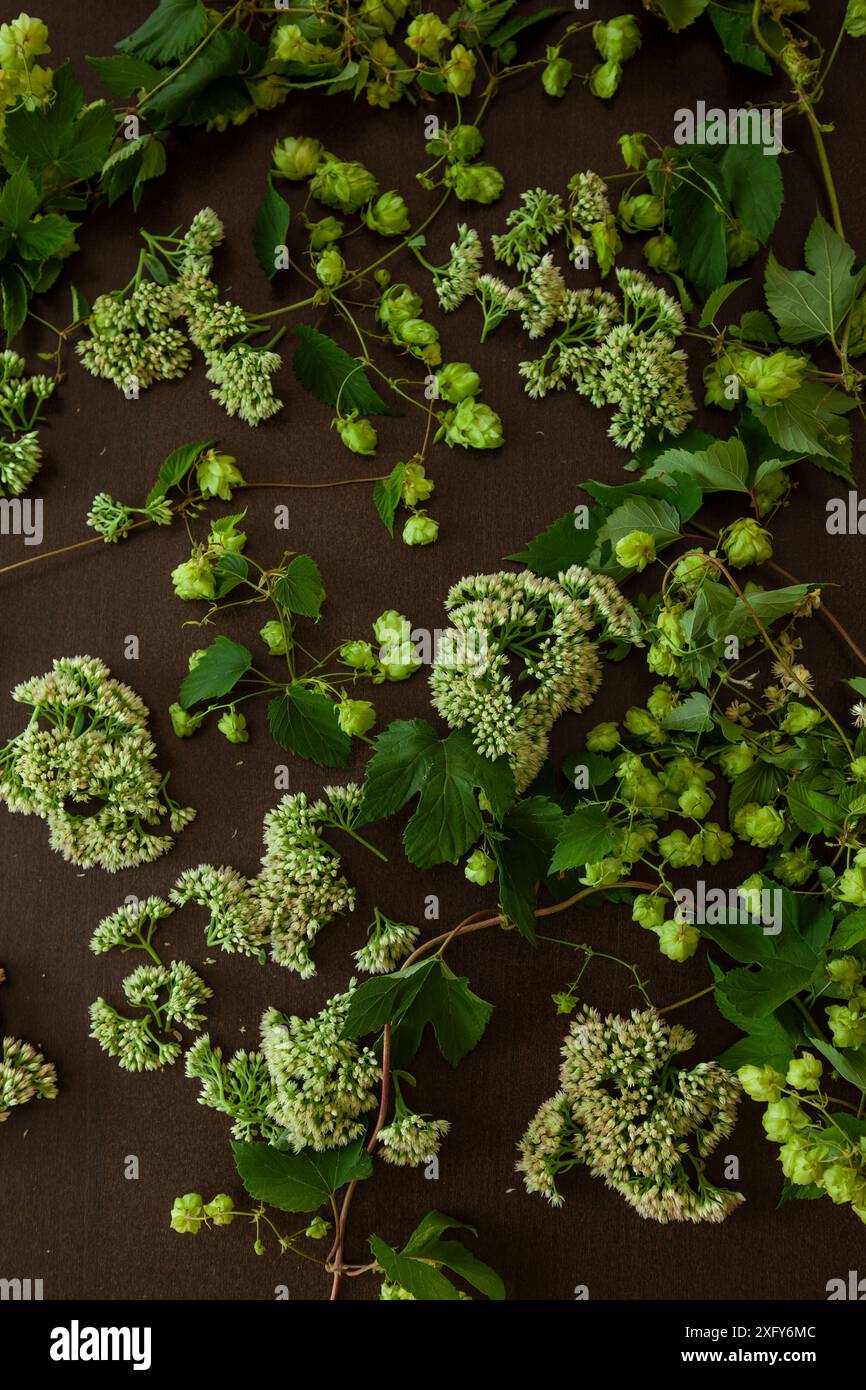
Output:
430,567,635,791
89,962,211,1072
77,209,283,426
0,967,58,1123
518,1008,743,1224
0,349,55,496
0,656,195,871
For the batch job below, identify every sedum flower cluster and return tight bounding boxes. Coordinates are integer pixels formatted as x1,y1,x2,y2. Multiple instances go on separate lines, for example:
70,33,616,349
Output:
739,1053,866,1224
430,566,636,791
0,350,55,496
353,908,419,974
0,966,58,1123
89,961,211,1072
518,1007,743,1223
185,1034,281,1143
260,983,381,1150
0,656,195,871
427,177,695,451
77,209,283,426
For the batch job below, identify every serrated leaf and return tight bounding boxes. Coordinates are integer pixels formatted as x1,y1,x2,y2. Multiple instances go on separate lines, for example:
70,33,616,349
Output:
752,382,855,475
140,29,249,126
56,103,116,181
373,463,406,536
213,552,249,599
273,553,325,619
509,507,602,578
0,164,40,232
16,213,76,260
669,161,727,298
656,0,709,30
707,2,773,72
720,143,783,243
369,1235,461,1300
342,958,492,1067
293,325,396,417
711,583,812,642
726,760,785,818
808,1038,866,1091
359,719,438,823
785,783,843,836
645,437,750,493
493,797,564,943
179,635,252,708
146,440,212,504
829,908,866,952
253,176,290,280
268,687,350,767
88,53,163,99
662,691,714,732
232,1139,372,1213
601,495,682,549
699,278,749,328
117,0,209,64
765,214,863,345
550,803,622,872
0,270,27,339
485,5,560,48
736,309,779,344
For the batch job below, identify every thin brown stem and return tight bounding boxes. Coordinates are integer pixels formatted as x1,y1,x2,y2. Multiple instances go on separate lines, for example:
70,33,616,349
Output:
328,1024,391,1301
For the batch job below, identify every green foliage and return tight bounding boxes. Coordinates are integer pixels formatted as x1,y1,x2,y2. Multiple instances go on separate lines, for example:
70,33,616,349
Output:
293,325,396,417
370,1212,505,1300
179,636,252,709
253,177,291,281
232,1138,373,1213
342,957,493,1067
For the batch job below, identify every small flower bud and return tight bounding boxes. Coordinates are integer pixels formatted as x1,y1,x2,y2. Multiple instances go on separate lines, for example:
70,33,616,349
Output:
721,517,773,568
260,620,288,656
335,414,378,456
464,848,496,885
272,136,324,180
196,450,244,501
339,640,377,670
402,512,439,546
171,553,216,601
217,707,249,744
169,703,202,738
337,697,376,737
614,529,656,571
365,191,411,237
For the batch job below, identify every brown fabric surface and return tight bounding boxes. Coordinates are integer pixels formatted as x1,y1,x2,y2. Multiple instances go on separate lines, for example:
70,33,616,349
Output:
2,0,864,1301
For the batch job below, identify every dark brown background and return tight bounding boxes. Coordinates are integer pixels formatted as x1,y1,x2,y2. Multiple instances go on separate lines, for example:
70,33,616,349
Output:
2,0,864,1301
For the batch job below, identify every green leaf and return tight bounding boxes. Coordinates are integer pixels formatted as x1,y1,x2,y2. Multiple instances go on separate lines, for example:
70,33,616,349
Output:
132,136,167,209
0,164,40,232
736,309,779,344
752,382,855,477
601,496,682,550
213,552,249,599
179,635,252,709
253,176,290,281
550,803,622,872
663,691,714,732
509,507,602,578
720,143,783,242
656,0,709,30
669,161,727,298
493,797,564,943
765,214,863,345
785,783,843,837
369,1235,461,1300
829,908,866,952
727,760,785,818
88,53,163,99
0,270,28,339
273,554,325,619
268,687,350,768
699,278,749,328
117,0,209,64
645,437,750,493
342,958,492,1067
141,29,249,126
707,3,772,72
373,463,406,536
717,1009,798,1072
70,284,90,322
232,1139,372,1213
360,722,513,868
702,889,832,1020
146,439,212,504
808,1038,866,1092
55,103,116,181
15,212,76,260
293,325,396,417
485,5,561,48
712,583,813,642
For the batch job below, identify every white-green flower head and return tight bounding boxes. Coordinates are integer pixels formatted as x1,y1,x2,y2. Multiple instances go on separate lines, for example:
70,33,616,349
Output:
430,567,633,792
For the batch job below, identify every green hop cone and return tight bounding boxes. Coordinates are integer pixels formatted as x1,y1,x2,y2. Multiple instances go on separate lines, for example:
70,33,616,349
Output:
826,955,863,997
426,123,485,162
721,517,773,568
315,247,345,288
438,398,503,449
373,610,420,681
171,1193,205,1234
618,193,662,232
188,649,208,670
337,697,376,737
373,609,411,646
405,12,450,59
465,848,496,885
740,350,806,406
169,703,202,738
310,158,379,214
725,221,760,268
442,44,476,97
678,784,712,818
738,1064,785,1103
658,828,702,868
273,136,324,180
644,232,680,274
365,191,411,237
590,214,621,274
786,1053,822,1092
196,450,244,501
305,1216,331,1240
397,318,439,348
732,803,785,848
834,863,866,907
779,1139,825,1187
586,721,619,752
646,684,678,720
307,216,344,251
850,756,866,780
632,894,667,930
656,919,700,963
821,1164,866,1206
436,361,481,403
204,1194,235,1227
775,847,816,887
402,512,439,546
339,640,376,670
736,874,764,918
444,163,504,205
171,553,216,602
827,1003,866,1048
589,59,623,99
754,468,791,517
618,132,648,169
762,1097,808,1143
593,15,641,63
335,414,378,456
718,741,753,779
400,462,434,506
673,548,712,591
623,706,663,741
217,707,249,744
260,619,288,656
207,514,247,556
780,702,822,734
846,0,866,37
541,49,573,98
701,823,733,866
614,529,656,571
